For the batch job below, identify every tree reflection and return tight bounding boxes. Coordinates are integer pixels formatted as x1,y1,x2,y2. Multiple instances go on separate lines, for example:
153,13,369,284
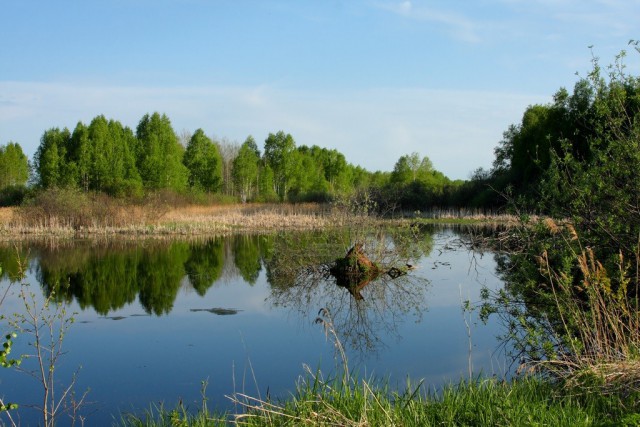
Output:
2,238,250,316
185,238,224,296
232,235,270,285
265,227,433,354
0,228,432,334
137,243,190,315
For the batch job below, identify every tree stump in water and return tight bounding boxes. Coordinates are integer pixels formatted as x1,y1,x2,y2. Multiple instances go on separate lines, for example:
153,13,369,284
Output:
330,243,382,300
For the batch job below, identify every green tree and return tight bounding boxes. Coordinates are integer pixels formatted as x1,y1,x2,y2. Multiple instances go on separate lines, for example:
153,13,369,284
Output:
390,152,433,185
263,131,298,200
69,123,92,192
257,163,278,202
106,119,143,196
540,50,640,256
34,128,72,188
387,153,451,209
0,142,29,189
232,136,260,202
87,115,112,192
183,129,223,192
290,145,330,201
135,112,188,191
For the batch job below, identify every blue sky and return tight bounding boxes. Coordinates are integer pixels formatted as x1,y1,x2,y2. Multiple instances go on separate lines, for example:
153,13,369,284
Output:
1,1,638,179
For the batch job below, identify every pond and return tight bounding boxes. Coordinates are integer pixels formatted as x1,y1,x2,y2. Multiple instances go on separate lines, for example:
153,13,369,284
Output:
0,225,509,425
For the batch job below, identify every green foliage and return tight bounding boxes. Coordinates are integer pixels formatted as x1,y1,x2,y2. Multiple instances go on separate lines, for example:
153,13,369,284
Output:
28,114,459,206
87,116,143,196
34,127,71,188
231,136,260,202
183,129,223,192
27,115,467,206
478,46,640,398
136,112,189,192
263,131,299,200
0,184,29,207
366,152,454,211
0,332,20,369
0,142,29,190
32,116,144,196
472,44,640,215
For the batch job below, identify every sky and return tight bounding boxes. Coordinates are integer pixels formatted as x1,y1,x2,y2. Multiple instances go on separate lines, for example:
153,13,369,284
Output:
1,0,639,180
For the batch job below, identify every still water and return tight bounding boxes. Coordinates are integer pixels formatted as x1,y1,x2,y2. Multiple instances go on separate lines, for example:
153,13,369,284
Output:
0,226,508,425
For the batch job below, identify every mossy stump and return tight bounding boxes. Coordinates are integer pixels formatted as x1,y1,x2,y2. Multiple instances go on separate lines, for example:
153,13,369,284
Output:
330,243,382,300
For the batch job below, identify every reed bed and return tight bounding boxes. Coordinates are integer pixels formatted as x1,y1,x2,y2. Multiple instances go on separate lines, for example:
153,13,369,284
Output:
0,193,520,238
0,202,342,237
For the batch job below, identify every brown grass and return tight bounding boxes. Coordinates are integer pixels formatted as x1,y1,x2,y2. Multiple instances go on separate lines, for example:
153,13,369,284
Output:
0,207,14,223
0,203,352,238
0,200,519,239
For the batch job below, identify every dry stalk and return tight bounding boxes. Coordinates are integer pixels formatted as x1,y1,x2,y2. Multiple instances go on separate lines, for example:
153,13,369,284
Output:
534,236,640,395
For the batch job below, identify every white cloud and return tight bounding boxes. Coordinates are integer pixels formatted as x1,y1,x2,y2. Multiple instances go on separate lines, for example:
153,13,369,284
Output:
0,81,547,180
376,1,482,43
399,0,412,13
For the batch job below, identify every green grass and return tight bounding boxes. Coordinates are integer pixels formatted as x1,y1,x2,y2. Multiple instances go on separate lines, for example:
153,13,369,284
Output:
119,374,640,426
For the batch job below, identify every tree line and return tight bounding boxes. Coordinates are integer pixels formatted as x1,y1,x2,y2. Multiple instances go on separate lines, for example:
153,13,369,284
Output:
3,47,638,213
0,112,465,208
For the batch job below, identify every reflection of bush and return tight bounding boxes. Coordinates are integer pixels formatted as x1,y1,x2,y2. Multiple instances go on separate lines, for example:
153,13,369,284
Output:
265,228,434,353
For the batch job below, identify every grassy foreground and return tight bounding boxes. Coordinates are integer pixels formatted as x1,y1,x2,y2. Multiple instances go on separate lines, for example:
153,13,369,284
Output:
120,374,640,426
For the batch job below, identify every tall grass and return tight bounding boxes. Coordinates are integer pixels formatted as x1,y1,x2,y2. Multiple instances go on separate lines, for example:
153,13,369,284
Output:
120,375,639,426
4,190,342,236
537,235,640,394
0,187,521,237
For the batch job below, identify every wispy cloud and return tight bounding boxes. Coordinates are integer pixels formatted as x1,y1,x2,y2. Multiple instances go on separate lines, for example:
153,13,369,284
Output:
376,1,482,43
496,0,640,37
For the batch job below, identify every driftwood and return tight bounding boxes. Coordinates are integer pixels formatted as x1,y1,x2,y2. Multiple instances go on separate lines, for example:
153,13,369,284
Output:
330,243,413,300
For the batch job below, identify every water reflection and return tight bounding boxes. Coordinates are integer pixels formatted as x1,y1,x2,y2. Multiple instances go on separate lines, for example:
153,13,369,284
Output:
264,228,434,353
0,236,272,316
0,227,507,425
0,228,435,354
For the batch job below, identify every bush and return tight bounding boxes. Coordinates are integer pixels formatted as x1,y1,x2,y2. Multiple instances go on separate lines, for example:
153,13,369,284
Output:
0,185,30,207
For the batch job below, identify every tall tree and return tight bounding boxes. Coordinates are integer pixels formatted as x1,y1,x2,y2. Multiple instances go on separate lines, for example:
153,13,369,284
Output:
106,119,143,196
216,137,240,196
87,115,112,192
69,122,92,192
183,129,223,192
34,127,71,188
135,112,188,191
390,152,433,185
0,142,29,188
232,136,260,202
263,131,298,200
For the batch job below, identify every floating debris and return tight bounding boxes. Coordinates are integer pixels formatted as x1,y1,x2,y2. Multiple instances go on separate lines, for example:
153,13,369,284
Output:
190,308,241,315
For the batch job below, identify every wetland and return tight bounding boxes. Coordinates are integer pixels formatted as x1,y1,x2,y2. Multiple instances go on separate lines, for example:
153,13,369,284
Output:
0,225,507,425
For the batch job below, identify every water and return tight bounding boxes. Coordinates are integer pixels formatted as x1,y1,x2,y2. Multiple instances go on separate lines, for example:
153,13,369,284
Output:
0,226,508,425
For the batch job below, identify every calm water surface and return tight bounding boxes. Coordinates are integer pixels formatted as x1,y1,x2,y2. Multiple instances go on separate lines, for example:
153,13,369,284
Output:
0,226,508,425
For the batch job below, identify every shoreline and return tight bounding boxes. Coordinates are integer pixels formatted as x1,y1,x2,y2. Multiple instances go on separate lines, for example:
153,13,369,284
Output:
0,204,518,239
